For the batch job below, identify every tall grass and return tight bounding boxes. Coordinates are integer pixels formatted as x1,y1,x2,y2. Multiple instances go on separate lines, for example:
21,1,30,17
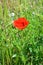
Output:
0,0,43,65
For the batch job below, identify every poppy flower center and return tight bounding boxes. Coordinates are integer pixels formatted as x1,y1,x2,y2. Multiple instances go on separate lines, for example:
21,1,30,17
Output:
22,22,24,26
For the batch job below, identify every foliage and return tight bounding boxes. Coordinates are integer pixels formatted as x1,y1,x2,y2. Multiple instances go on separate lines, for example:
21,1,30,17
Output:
0,0,43,65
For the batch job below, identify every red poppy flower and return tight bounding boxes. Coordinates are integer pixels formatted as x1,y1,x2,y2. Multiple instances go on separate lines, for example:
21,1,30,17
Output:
13,17,29,30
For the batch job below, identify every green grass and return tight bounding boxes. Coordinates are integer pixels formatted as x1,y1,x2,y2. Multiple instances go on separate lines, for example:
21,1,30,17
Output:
0,0,43,65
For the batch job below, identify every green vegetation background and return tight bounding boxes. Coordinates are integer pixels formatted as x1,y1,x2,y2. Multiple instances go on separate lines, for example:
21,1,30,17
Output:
0,0,43,65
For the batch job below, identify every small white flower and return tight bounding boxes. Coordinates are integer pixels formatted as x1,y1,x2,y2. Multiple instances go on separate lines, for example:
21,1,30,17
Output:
32,12,35,15
12,54,16,58
11,13,15,16
9,12,15,17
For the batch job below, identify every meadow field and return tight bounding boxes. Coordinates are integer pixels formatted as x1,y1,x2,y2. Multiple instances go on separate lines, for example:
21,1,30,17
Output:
0,0,43,65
